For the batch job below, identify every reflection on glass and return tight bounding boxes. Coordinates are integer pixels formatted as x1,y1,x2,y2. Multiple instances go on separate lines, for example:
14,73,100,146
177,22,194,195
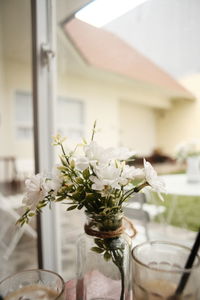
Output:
56,0,200,281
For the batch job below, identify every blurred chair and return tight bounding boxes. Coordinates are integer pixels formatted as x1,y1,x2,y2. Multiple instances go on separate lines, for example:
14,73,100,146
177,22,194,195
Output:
0,195,37,260
124,193,150,241
0,156,19,195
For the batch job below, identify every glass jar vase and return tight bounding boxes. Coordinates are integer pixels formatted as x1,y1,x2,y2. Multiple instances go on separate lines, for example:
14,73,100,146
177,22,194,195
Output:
76,212,132,300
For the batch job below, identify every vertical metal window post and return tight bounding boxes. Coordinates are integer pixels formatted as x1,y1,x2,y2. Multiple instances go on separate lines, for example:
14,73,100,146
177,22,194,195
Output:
31,0,61,272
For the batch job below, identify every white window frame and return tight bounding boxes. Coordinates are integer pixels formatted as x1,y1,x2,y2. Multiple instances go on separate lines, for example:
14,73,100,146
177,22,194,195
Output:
31,0,61,272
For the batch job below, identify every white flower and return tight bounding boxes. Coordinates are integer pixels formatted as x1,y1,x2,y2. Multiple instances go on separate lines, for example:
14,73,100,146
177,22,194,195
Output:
44,166,62,194
84,141,113,166
112,147,136,161
119,165,144,185
143,159,166,193
90,165,121,190
122,165,144,179
75,156,90,171
22,173,48,210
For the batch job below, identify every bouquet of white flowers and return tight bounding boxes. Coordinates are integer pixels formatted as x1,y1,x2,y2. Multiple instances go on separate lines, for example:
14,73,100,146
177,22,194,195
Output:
17,123,165,300
18,125,165,226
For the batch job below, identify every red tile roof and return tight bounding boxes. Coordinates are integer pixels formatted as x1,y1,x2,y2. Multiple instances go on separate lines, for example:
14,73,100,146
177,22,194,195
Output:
64,18,194,98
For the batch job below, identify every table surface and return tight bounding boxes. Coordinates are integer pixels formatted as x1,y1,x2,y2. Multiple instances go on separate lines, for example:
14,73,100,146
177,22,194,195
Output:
160,174,200,196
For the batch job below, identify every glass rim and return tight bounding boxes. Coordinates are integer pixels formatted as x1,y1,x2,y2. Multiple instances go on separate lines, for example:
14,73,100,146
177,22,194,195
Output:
0,268,65,299
132,240,200,274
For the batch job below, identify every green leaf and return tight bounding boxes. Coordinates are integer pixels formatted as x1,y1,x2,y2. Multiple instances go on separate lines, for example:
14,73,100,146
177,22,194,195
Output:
37,202,47,208
70,159,75,169
77,186,84,193
76,177,84,184
60,156,68,167
83,168,90,179
91,247,104,254
28,212,35,217
85,193,98,201
104,251,112,261
77,204,84,210
67,205,77,211
72,191,85,201
56,196,67,201
94,238,104,248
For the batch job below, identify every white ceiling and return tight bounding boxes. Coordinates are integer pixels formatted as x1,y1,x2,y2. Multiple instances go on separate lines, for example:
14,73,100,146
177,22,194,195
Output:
104,0,200,79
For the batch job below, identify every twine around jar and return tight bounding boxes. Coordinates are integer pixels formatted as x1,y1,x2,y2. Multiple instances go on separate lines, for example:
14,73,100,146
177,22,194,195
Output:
84,216,137,239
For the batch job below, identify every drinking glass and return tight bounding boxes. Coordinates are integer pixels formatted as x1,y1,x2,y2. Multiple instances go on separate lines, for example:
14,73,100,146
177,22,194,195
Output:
131,241,200,300
0,269,65,300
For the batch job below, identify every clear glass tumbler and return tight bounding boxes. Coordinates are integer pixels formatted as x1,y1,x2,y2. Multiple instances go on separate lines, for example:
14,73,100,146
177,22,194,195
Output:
131,241,200,300
0,269,65,300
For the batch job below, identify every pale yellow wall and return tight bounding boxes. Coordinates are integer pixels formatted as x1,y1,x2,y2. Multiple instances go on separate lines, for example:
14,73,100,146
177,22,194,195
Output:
0,60,158,160
156,73,200,156
58,74,120,147
119,99,157,156
0,59,33,158
0,7,7,156
58,73,158,153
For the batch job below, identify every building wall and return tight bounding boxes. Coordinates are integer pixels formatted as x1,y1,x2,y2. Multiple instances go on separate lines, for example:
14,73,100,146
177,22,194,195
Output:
0,57,158,160
2,57,198,166
58,73,157,154
156,74,200,156
119,99,156,156
3,56,198,161
58,74,120,148
0,59,33,158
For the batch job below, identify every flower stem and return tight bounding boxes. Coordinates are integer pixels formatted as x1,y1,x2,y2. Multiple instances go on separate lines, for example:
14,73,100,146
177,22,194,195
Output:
112,250,125,300
91,120,97,141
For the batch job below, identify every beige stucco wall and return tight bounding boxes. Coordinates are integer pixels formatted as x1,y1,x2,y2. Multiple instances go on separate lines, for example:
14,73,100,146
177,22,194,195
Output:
58,73,158,154
0,58,158,161
58,74,120,148
119,99,156,156
156,73,200,156
3,52,198,162
0,59,33,159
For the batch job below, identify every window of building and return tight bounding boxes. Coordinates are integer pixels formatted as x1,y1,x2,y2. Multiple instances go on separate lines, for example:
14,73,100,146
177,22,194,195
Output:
57,97,84,140
15,93,84,141
15,91,33,140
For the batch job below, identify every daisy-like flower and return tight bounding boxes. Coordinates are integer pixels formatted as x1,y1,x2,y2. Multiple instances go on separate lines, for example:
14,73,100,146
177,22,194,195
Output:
84,141,113,166
44,165,63,195
75,156,90,171
143,159,166,193
90,165,121,191
119,165,144,185
122,165,144,180
22,173,48,210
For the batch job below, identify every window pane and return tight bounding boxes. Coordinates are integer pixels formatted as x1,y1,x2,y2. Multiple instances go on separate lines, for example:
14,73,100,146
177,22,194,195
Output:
0,0,38,280
56,0,200,283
